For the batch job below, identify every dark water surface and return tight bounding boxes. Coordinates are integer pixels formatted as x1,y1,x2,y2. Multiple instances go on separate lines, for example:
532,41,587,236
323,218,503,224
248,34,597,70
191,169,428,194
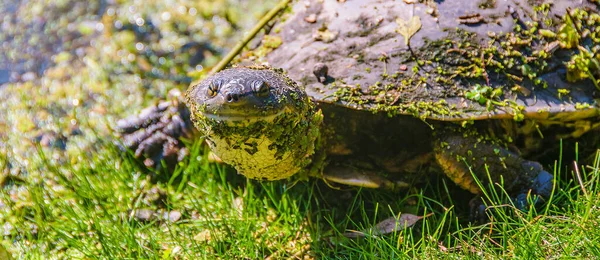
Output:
0,0,103,85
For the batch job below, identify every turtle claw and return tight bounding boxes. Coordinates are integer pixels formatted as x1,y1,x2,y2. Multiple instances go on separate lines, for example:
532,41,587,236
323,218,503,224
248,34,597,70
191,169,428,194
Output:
117,101,172,133
469,169,554,223
468,198,489,223
116,89,195,170
140,133,189,168
529,168,554,199
513,169,554,210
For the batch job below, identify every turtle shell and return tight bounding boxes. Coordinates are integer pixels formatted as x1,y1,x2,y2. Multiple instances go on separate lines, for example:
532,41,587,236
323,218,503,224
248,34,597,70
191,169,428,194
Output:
256,0,599,122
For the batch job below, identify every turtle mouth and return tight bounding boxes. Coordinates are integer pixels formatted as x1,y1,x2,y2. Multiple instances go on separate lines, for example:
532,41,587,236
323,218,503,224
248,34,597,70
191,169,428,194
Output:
201,109,286,122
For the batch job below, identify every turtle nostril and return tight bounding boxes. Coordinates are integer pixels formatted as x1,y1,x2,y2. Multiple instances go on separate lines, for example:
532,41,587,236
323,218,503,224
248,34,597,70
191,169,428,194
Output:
226,93,239,102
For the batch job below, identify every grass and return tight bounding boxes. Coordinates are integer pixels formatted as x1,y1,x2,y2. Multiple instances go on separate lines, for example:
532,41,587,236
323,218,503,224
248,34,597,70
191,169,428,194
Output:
1,134,599,258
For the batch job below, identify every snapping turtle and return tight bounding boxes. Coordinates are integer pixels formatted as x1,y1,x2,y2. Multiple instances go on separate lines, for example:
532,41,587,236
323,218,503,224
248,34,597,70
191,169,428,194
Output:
118,0,600,216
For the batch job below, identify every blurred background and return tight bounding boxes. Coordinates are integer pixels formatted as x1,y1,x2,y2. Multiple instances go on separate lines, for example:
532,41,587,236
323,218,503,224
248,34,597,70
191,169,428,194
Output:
0,0,277,172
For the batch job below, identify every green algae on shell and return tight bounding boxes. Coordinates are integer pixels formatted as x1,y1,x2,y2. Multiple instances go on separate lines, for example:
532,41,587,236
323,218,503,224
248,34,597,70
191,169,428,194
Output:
252,1,599,125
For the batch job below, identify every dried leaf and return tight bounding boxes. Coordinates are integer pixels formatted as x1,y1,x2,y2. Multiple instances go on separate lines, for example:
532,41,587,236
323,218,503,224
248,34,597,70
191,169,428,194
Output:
343,212,432,238
396,16,422,46
233,196,244,217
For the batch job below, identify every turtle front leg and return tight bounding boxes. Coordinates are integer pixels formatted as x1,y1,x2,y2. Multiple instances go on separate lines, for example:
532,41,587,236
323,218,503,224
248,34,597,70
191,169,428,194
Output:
434,129,554,221
116,89,197,170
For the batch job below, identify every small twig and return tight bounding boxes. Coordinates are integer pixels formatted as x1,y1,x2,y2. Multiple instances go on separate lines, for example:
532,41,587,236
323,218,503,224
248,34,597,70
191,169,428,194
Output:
480,51,490,86
573,160,589,198
408,45,430,75
210,0,291,75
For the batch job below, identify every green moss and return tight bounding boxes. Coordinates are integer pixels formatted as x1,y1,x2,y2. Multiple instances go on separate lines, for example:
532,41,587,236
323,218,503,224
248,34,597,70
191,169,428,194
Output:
262,35,283,49
326,6,598,121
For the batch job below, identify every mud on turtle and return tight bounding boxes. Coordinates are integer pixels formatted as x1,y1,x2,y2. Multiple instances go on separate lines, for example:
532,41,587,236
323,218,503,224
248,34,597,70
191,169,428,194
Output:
118,0,600,217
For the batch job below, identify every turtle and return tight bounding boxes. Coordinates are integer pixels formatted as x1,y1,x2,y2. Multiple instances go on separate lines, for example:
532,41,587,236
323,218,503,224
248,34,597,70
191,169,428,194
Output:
117,0,600,218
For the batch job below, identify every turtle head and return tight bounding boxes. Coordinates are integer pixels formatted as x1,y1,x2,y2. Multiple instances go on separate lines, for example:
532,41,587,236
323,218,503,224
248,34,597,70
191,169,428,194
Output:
185,66,323,180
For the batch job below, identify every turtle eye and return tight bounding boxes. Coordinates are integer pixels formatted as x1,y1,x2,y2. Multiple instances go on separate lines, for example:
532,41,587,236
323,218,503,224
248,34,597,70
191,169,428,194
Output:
207,80,221,97
252,80,270,97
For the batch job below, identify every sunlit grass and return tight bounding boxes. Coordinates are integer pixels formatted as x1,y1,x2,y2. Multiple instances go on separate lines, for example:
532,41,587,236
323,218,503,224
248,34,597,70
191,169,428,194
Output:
2,135,599,258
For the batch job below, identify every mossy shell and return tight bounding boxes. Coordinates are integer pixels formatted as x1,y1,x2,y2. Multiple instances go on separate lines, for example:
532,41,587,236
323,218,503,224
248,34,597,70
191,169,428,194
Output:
255,0,599,122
